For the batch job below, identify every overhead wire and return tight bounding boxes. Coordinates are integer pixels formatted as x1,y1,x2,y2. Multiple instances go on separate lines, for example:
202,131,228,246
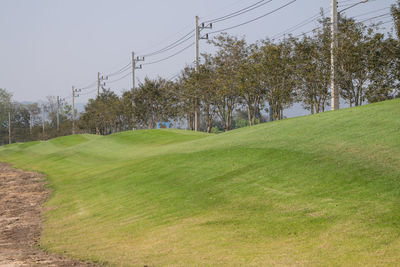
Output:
105,62,132,77
339,1,370,14
137,24,193,55
69,0,391,105
142,42,195,66
137,0,252,57
140,31,195,58
79,88,98,96
207,0,297,36
105,72,132,84
203,0,274,24
357,12,391,23
200,0,249,21
272,11,323,39
139,30,195,58
293,9,393,39
138,0,275,59
76,80,97,91
276,4,391,40
351,7,390,18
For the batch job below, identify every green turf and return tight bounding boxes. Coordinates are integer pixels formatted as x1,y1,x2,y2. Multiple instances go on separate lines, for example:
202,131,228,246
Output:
1,99,400,266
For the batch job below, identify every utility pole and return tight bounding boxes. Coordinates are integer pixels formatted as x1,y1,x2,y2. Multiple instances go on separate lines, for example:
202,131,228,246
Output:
56,96,60,132
96,73,108,96
131,51,144,90
330,0,339,110
194,16,212,131
194,15,200,131
72,86,75,134
132,52,135,89
8,111,11,144
41,104,45,138
72,87,81,135
29,112,32,136
97,72,100,97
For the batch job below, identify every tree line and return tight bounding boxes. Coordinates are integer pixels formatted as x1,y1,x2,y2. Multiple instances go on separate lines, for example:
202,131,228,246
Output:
1,8,400,144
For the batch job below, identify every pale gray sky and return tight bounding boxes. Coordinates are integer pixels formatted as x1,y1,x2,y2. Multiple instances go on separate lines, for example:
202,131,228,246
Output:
0,0,394,104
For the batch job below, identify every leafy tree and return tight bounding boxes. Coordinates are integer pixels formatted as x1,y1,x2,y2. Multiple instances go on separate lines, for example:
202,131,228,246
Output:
131,77,179,129
293,17,330,113
179,66,199,131
0,89,13,144
239,44,266,125
336,17,372,107
210,34,246,131
79,90,121,134
257,39,296,121
365,33,398,102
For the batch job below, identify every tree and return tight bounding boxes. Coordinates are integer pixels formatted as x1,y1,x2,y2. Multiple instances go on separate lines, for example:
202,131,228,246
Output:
239,44,266,125
365,33,398,102
131,78,179,129
293,17,331,113
392,0,400,41
79,90,121,134
179,66,199,131
210,34,246,131
257,39,296,121
390,1,400,99
178,57,219,133
0,89,13,144
336,16,372,107
0,88,12,121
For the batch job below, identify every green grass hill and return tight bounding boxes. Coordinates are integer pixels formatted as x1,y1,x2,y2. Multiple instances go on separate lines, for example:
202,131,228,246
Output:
1,99,399,266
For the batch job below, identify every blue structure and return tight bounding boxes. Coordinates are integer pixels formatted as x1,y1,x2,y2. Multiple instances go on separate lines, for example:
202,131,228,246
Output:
156,122,170,129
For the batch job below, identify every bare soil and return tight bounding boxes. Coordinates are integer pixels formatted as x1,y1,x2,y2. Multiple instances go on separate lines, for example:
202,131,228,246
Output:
0,163,97,267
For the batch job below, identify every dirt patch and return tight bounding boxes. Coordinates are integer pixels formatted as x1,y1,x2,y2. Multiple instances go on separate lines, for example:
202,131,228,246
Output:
0,163,98,266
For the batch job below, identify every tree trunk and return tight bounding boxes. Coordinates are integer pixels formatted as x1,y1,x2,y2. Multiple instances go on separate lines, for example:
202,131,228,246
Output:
247,104,252,126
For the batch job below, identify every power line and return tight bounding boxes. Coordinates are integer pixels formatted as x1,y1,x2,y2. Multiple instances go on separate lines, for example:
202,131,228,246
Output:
139,30,195,58
351,7,390,18
137,24,193,55
339,1,361,8
139,0,265,58
293,10,393,39
106,62,132,77
357,12,391,23
272,11,323,39
200,0,248,21
140,32,195,58
207,0,297,36
339,0,369,14
106,72,132,84
79,88,98,96
203,0,274,24
142,42,194,66
77,80,98,90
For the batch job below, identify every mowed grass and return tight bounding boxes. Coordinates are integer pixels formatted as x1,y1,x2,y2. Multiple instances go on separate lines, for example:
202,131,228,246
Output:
1,99,400,266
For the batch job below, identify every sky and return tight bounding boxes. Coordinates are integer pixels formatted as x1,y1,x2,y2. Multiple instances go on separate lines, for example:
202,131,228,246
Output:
0,0,395,106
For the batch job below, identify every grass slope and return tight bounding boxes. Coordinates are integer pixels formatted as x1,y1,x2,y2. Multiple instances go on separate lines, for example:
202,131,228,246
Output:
1,99,399,266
